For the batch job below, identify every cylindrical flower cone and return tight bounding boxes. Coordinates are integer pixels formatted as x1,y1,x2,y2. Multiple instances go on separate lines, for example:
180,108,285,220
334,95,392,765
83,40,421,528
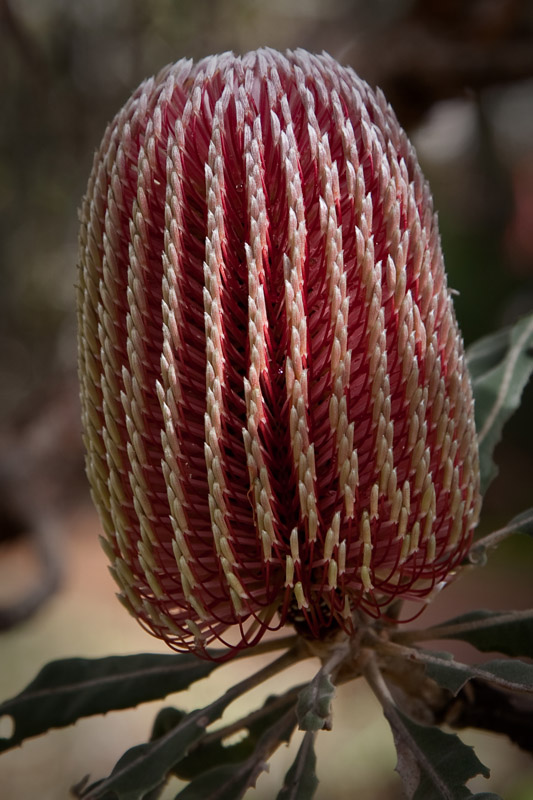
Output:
78,49,480,658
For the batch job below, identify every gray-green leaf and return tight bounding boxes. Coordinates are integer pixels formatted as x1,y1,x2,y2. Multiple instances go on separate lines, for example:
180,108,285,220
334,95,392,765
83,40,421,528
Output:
467,312,533,494
82,692,232,799
418,609,533,658
80,646,303,799
173,706,297,800
170,689,302,781
276,731,318,800
296,671,335,731
385,706,495,800
0,653,219,753
418,650,533,696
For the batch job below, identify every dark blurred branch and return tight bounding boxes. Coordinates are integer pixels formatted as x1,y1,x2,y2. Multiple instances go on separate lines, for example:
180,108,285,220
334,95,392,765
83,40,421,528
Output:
0,0,49,84
0,376,85,631
335,0,533,127
0,520,61,631
360,29,533,127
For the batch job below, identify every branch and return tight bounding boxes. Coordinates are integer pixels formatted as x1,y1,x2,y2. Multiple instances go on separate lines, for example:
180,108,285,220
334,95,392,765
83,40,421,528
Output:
0,518,62,631
0,0,49,83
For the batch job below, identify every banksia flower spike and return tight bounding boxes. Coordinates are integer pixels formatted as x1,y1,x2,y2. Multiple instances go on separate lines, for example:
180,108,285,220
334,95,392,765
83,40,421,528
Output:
78,49,480,658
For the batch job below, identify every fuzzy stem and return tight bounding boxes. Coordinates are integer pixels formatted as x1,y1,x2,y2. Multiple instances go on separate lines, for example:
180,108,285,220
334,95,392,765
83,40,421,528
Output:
467,509,533,562
362,651,397,711
209,633,299,662
220,642,309,710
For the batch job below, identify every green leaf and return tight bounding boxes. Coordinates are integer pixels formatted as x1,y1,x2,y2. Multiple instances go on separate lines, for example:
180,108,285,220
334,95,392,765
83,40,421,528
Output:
171,690,301,781
173,706,297,800
0,653,219,753
420,609,533,658
276,731,318,800
467,312,533,494
296,671,335,732
385,706,494,799
417,650,533,696
150,707,188,742
80,646,303,800
82,694,231,799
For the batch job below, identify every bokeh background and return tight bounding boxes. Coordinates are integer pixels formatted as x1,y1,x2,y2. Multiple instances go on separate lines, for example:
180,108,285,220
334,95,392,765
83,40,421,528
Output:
1,1,533,798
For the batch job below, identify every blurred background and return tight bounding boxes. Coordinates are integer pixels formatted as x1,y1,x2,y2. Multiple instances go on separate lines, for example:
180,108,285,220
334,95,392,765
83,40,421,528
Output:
1,0,533,797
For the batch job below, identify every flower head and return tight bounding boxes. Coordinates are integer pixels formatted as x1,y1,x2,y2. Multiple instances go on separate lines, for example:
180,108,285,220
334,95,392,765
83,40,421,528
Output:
78,49,480,657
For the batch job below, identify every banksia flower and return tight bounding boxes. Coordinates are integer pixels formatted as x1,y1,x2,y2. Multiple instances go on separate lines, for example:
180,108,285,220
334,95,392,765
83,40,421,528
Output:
78,49,480,658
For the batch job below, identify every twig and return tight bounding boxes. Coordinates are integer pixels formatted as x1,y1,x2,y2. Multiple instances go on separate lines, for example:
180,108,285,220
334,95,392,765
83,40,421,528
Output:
223,634,300,662
221,644,308,708
468,509,533,561
0,0,49,83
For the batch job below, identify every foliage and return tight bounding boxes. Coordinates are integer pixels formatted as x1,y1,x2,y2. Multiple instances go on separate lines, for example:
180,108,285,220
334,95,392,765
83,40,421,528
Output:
467,312,533,493
0,654,219,752
385,706,493,800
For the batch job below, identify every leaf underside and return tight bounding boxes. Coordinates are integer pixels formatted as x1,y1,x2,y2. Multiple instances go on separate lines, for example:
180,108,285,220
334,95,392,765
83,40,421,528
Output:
296,670,335,732
467,312,533,494
417,650,533,697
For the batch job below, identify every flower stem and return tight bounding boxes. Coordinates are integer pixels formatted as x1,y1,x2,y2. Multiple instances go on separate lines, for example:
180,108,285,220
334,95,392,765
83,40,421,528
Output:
228,634,299,660
220,641,310,711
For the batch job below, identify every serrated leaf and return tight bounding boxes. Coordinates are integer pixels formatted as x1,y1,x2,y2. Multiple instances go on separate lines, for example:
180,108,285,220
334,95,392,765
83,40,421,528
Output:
0,653,219,753
82,693,231,799
296,671,335,732
385,706,493,800
417,650,533,696
422,609,533,658
173,706,297,800
80,646,303,800
276,731,318,800
171,690,301,781
467,312,533,494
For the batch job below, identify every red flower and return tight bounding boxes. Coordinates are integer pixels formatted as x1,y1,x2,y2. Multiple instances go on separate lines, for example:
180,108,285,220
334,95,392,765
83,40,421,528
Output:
78,49,480,657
